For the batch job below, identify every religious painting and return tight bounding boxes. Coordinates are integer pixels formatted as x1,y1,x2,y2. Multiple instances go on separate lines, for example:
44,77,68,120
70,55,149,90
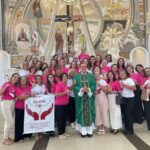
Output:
100,20,139,58
4,0,146,63
101,0,130,20
55,27,64,56
15,22,31,55
11,55,27,68
32,0,43,18
15,22,30,42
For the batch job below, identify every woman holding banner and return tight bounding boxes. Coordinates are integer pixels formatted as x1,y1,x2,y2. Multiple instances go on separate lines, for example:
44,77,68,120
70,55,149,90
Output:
31,75,46,140
15,76,33,142
46,74,57,136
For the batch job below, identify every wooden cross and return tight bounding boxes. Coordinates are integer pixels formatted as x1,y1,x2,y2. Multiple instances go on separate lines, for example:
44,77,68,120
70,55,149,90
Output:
55,4,83,53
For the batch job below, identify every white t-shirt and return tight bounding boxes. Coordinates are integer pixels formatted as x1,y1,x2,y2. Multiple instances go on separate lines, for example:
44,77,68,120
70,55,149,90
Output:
31,84,46,95
67,79,74,97
96,79,107,95
121,78,135,98
107,62,113,67
36,70,43,76
19,69,30,77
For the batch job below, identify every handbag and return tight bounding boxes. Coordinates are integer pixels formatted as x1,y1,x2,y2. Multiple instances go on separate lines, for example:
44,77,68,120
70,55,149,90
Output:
115,92,125,105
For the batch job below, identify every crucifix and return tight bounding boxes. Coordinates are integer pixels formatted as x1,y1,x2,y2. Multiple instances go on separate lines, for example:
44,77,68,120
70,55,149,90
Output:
55,3,83,53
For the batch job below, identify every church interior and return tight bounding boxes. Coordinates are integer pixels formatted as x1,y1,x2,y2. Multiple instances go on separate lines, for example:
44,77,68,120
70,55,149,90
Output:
0,0,150,150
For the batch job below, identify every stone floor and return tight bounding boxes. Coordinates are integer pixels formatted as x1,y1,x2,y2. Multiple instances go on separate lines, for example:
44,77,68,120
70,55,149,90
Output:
0,101,150,150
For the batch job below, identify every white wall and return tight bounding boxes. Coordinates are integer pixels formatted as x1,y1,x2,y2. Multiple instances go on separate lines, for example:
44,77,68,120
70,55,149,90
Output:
0,50,10,87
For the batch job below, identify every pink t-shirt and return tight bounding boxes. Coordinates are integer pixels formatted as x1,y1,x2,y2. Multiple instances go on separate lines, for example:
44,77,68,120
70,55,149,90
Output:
46,83,56,94
60,67,68,74
129,73,142,85
1,82,16,100
28,74,36,85
78,53,90,62
55,76,61,83
108,80,122,92
42,75,48,85
101,66,111,74
118,67,125,72
15,85,31,109
55,81,69,105
49,68,56,75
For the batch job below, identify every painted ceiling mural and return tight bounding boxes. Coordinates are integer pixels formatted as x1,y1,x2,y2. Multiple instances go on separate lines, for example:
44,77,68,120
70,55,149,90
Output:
5,0,145,67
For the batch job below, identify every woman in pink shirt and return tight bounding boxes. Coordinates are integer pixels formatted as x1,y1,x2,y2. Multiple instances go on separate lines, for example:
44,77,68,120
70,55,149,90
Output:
0,73,20,145
107,71,122,134
46,74,57,94
69,61,79,74
95,55,102,67
111,64,119,80
78,48,90,63
55,73,70,139
49,59,58,75
15,76,33,142
101,59,111,75
31,57,38,67
42,67,50,84
117,58,126,72
89,56,96,72
46,74,57,137
55,68,61,82
59,59,68,74
28,66,37,86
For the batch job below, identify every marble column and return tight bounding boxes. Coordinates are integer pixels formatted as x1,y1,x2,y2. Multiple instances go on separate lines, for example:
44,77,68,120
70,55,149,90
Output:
145,0,150,65
0,0,5,50
0,0,2,49
133,0,140,23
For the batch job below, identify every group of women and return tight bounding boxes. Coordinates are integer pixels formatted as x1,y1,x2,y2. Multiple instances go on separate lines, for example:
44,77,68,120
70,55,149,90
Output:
0,52,150,144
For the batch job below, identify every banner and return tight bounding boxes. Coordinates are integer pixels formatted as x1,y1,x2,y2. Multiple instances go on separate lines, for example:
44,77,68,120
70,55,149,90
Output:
24,94,55,134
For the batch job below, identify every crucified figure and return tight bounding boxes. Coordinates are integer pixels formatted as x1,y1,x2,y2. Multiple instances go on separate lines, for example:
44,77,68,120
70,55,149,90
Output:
57,16,81,44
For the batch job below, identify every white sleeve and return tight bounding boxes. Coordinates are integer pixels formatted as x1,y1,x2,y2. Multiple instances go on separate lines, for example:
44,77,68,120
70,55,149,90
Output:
78,88,84,97
128,78,135,86
143,80,148,88
99,79,107,86
87,88,92,97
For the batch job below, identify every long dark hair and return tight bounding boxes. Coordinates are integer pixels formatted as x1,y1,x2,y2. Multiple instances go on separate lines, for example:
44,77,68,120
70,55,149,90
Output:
89,55,96,68
117,58,126,70
10,73,20,87
46,74,57,93
107,71,116,83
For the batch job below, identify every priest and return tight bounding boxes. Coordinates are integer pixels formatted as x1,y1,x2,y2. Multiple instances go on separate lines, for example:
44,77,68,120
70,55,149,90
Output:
73,63,96,137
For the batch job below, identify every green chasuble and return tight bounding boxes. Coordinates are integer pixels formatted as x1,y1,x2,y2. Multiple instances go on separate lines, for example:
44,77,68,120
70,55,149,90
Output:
73,73,96,127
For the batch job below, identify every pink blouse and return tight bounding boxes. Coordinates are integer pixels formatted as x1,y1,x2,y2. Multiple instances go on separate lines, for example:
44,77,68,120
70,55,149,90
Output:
28,74,36,85
129,73,142,85
55,81,69,105
46,83,56,94
15,85,31,109
108,80,122,92
1,82,16,100
101,66,111,74
49,68,56,75
42,75,48,85
117,67,125,72
78,53,90,62
60,67,68,74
